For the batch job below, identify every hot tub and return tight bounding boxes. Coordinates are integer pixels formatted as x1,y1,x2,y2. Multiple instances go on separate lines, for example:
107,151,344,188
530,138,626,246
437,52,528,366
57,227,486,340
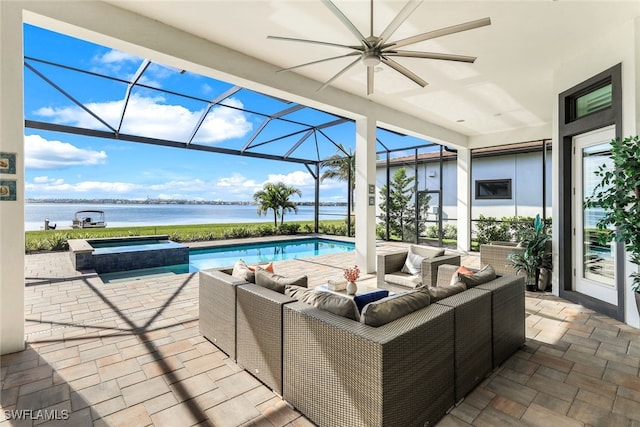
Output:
68,235,189,274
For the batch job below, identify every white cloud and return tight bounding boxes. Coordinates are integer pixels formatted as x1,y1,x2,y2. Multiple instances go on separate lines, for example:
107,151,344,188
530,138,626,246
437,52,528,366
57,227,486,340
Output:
266,170,314,187
25,134,107,169
25,179,137,194
96,50,140,65
33,95,252,144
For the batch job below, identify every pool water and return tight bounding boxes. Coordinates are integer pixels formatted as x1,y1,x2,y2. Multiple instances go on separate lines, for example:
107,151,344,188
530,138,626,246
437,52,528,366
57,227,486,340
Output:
98,238,354,283
189,238,354,271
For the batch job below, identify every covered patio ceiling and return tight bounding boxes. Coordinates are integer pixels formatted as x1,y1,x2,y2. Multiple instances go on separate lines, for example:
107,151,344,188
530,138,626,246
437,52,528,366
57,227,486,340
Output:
99,0,640,144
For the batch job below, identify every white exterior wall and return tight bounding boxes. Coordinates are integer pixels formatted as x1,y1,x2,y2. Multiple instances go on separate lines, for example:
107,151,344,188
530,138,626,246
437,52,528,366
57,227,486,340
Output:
376,149,552,232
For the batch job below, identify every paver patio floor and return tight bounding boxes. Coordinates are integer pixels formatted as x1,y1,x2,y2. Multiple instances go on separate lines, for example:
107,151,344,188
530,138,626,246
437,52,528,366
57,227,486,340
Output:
2,238,640,426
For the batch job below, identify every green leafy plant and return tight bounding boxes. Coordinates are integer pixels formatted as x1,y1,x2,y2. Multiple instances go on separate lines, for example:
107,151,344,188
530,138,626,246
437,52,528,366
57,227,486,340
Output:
585,135,640,292
509,214,550,288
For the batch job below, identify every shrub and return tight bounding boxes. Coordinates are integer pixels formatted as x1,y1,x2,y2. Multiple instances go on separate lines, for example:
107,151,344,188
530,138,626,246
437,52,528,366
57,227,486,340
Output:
474,215,511,244
278,223,300,235
443,224,457,240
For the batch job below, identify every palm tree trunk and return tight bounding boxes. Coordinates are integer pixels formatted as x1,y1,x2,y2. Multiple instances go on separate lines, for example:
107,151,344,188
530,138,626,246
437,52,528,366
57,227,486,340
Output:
273,209,277,228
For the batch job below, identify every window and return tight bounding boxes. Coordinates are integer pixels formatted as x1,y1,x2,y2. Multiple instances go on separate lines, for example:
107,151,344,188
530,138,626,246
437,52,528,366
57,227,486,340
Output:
567,80,613,122
475,179,512,199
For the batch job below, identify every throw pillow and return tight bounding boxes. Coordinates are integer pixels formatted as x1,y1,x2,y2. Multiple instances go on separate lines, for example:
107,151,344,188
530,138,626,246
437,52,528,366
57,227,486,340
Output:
458,264,496,288
401,247,425,275
255,267,308,293
248,262,274,273
449,265,475,286
284,286,360,321
231,259,255,283
360,289,431,327
353,290,389,313
427,283,467,302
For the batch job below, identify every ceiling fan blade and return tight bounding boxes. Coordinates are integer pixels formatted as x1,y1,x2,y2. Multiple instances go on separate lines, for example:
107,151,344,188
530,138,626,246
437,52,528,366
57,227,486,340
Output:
391,17,491,49
316,57,361,92
267,35,362,51
385,50,476,63
321,0,367,45
276,52,361,73
367,66,374,95
380,56,428,87
377,0,423,46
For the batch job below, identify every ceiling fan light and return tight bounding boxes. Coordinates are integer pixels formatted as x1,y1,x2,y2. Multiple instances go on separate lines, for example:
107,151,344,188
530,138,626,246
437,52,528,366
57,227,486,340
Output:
362,53,381,67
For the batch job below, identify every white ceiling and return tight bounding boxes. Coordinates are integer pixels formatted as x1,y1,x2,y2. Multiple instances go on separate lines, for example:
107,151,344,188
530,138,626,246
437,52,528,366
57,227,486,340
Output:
104,1,640,138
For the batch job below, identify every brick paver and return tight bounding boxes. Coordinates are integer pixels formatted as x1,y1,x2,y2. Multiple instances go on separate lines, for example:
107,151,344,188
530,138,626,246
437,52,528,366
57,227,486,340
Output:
1,237,639,426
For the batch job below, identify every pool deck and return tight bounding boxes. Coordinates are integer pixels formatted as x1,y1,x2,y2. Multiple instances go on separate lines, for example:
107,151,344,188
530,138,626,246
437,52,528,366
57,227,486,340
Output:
4,236,640,426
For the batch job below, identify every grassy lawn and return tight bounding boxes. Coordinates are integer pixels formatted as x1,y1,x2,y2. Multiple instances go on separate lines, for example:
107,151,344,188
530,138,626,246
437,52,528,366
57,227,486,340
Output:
25,220,348,252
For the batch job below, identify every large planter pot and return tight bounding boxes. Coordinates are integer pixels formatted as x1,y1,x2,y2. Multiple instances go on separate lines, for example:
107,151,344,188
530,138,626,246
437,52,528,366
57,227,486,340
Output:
635,291,640,315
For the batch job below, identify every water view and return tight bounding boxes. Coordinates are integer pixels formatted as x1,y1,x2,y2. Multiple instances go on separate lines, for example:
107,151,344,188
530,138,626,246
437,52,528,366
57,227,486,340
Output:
25,203,347,231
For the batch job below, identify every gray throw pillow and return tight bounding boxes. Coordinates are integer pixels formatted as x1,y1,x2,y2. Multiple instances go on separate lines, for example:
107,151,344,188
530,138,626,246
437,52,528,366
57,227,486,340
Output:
284,286,359,321
360,289,431,327
255,267,308,293
458,264,496,288
427,283,467,302
231,259,255,283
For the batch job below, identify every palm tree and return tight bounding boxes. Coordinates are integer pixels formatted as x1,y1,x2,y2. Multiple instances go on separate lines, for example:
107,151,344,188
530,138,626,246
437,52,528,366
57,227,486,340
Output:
253,182,302,227
320,144,355,204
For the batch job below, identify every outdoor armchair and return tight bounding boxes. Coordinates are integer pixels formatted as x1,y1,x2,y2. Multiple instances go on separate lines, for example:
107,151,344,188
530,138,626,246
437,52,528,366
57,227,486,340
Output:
377,245,460,289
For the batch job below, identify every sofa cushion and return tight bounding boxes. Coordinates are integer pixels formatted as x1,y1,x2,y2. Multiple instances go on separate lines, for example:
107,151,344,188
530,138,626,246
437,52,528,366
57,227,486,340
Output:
449,265,475,286
458,264,496,288
255,267,308,293
384,272,423,288
360,289,431,327
284,286,360,321
353,290,389,313
232,259,255,283
427,283,467,302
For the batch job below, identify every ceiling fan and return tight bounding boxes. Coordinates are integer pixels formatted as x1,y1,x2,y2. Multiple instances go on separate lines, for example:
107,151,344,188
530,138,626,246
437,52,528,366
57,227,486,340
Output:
268,0,490,95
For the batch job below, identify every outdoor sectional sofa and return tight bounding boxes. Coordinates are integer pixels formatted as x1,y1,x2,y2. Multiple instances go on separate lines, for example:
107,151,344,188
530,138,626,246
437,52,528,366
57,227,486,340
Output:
199,260,525,427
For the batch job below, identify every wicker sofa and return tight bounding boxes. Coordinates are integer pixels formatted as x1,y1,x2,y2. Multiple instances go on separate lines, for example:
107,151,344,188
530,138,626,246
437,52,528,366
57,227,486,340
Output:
199,263,525,427
377,244,461,289
199,266,303,395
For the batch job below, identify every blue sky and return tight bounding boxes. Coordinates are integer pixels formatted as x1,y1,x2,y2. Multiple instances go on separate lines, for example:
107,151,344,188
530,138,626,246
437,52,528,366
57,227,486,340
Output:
23,24,428,202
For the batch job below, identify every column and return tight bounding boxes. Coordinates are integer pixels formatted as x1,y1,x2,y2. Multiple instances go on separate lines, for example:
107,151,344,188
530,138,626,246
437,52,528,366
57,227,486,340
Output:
456,147,471,253
0,1,26,354
354,116,377,273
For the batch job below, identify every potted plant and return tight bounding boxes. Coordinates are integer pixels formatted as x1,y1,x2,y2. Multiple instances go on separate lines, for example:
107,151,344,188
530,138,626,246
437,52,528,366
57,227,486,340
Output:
585,135,640,310
509,214,550,291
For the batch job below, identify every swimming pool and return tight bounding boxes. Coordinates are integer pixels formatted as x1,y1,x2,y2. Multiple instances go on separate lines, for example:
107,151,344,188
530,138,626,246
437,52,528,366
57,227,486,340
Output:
98,237,354,283
189,237,354,271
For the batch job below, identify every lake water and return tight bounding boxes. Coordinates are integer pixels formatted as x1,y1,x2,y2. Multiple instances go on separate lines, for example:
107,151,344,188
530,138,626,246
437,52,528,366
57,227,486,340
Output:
25,203,348,231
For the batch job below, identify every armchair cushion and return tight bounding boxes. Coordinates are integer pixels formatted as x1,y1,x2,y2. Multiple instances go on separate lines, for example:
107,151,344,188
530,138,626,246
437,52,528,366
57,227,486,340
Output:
384,272,423,288
255,267,308,293
360,289,431,327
